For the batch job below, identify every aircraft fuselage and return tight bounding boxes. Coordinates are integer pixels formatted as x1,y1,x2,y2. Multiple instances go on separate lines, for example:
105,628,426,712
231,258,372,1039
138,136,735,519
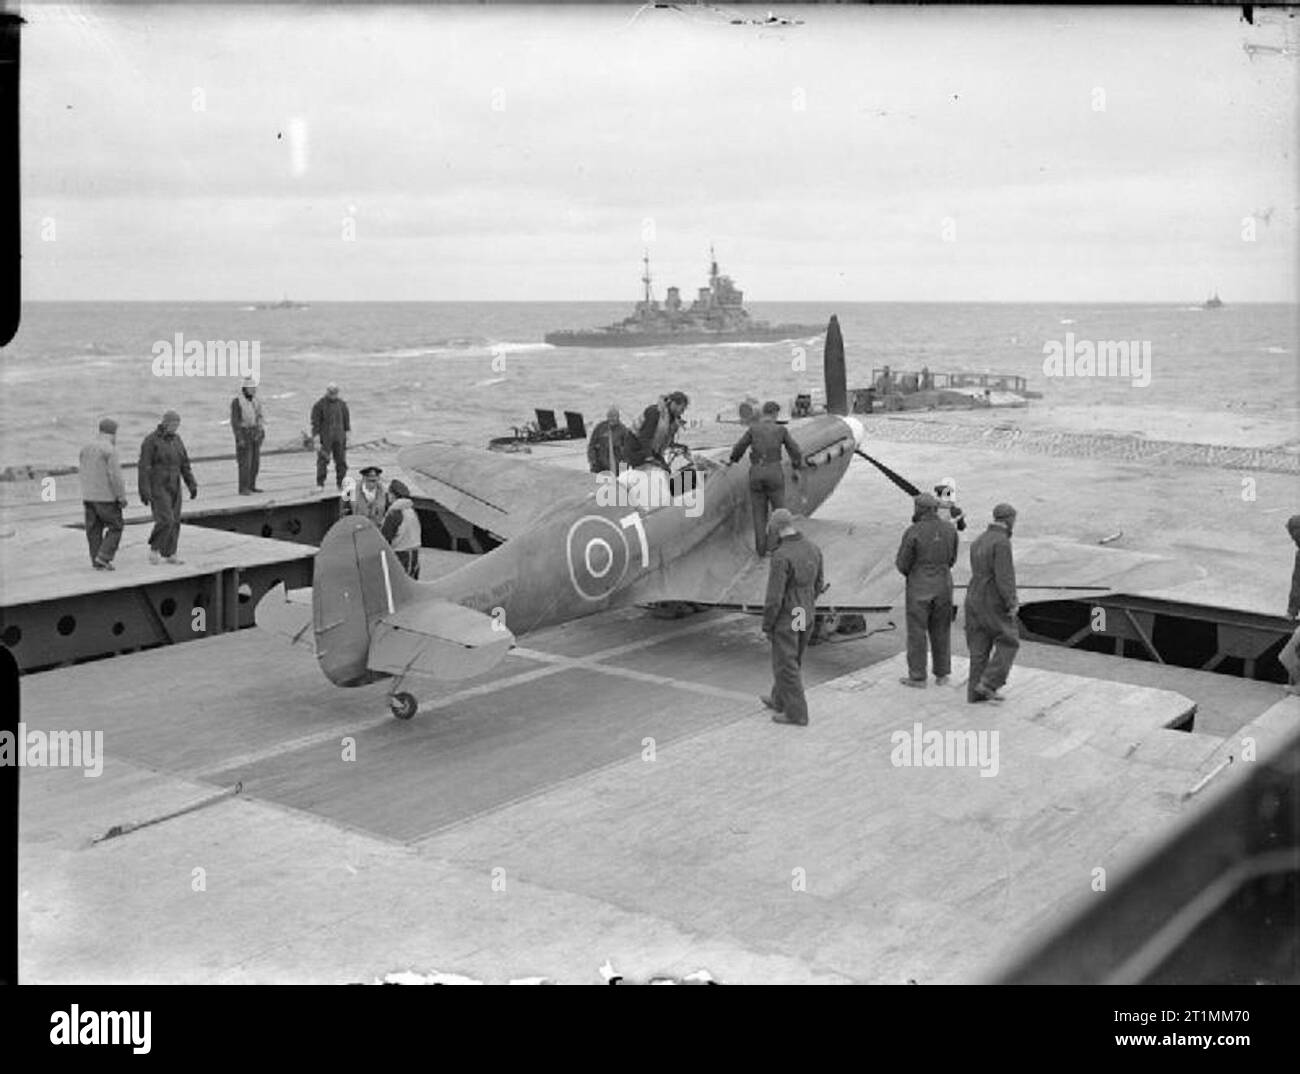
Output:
421,414,863,638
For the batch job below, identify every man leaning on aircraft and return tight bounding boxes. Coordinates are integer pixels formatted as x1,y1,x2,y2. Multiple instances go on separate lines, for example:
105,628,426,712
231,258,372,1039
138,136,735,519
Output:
627,391,690,470
727,400,804,557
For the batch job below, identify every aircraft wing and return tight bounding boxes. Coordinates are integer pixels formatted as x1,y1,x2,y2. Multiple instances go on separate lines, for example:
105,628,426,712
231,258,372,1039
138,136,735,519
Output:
627,517,904,612
398,442,589,540
627,519,1202,613
963,537,1205,601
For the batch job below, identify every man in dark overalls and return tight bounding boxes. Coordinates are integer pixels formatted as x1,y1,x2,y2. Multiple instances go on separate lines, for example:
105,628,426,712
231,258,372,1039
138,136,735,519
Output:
728,400,803,556
895,492,959,688
138,410,198,565
964,503,1020,703
312,382,351,491
1286,514,1300,619
761,508,825,726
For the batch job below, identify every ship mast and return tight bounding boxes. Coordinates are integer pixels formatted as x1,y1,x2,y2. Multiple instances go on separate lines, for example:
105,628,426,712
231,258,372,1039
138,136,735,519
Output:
642,249,653,307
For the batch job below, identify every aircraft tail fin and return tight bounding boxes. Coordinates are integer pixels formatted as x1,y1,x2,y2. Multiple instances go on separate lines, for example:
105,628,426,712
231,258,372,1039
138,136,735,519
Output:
310,516,422,685
824,314,848,415
314,516,513,686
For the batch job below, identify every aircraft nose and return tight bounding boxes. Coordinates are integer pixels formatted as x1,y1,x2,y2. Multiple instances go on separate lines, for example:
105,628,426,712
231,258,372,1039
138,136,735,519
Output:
842,415,865,446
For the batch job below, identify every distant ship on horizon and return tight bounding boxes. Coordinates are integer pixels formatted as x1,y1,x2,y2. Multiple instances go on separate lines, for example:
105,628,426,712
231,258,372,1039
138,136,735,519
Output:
543,249,824,348
1203,292,1224,309
254,296,310,310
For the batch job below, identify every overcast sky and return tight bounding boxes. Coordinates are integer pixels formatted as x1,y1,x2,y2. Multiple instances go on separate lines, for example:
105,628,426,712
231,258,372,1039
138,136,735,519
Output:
20,3,1299,302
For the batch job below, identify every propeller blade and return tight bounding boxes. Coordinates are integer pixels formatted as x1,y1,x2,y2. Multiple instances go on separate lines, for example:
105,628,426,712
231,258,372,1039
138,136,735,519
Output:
823,315,848,416
854,448,922,497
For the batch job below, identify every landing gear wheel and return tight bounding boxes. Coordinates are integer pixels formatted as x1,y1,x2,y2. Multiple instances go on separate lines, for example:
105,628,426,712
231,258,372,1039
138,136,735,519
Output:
389,692,418,720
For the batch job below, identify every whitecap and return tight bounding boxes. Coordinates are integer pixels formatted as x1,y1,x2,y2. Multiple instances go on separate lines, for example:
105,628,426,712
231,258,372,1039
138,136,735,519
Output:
489,341,555,355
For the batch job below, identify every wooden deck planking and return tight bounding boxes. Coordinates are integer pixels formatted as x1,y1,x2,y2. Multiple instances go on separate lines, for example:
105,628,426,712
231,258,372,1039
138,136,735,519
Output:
0,523,314,607
415,654,1219,983
0,446,399,531
17,610,1261,982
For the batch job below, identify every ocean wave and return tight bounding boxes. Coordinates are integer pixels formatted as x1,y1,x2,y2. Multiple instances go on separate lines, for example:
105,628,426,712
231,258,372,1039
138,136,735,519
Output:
363,338,494,360
473,376,509,388
488,341,554,355
1262,345,1289,354
367,347,452,360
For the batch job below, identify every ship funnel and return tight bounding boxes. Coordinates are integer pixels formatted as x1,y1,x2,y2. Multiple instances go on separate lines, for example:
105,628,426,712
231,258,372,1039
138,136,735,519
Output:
824,315,848,416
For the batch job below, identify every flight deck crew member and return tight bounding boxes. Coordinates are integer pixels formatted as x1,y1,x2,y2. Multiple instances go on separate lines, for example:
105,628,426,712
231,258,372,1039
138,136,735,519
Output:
896,493,959,687
627,391,689,469
1287,514,1300,619
587,406,632,475
380,479,421,578
760,508,825,726
230,377,265,495
138,410,197,565
311,382,351,490
1280,621,1300,696
964,503,1020,703
344,465,390,525
934,477,967,532
79,418,128,570
727,400,803,556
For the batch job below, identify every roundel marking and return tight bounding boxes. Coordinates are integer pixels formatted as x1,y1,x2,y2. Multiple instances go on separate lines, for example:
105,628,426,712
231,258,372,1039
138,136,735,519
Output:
585,537,613,579
566,515,630,601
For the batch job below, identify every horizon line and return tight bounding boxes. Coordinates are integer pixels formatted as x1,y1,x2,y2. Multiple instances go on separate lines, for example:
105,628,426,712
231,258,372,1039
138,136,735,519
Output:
15,298,1294,306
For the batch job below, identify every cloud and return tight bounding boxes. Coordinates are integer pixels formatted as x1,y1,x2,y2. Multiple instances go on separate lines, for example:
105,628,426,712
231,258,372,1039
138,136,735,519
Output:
19,4,1298,300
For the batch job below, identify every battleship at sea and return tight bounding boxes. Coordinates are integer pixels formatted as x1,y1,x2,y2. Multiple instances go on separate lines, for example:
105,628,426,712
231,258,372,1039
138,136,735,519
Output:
543,249,826,347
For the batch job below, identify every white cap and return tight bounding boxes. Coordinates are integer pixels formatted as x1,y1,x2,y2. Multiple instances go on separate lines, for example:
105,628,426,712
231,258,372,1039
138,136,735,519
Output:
937,476,957,494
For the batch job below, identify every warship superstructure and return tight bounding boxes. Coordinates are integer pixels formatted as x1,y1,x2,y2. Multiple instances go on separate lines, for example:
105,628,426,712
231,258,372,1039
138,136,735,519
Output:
544,249,823,347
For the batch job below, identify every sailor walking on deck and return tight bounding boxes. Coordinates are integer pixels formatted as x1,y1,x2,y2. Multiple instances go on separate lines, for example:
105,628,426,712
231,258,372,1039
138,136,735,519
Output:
964,503,1020,703
727,400,804,556
231,378,265,495
312,383,351,491
138,410,197,565
761,509,826,726
79,418,128,571
896,493,958,687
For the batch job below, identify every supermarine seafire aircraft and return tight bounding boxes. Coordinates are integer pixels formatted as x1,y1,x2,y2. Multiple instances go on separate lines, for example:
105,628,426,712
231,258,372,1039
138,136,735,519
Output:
257,317,1196,719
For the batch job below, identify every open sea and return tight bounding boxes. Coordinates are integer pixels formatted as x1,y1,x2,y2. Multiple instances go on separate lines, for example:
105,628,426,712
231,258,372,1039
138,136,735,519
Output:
1,301,1297,469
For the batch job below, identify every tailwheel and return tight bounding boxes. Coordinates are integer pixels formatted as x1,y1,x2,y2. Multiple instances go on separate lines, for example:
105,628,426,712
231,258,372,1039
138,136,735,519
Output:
389,692,419,720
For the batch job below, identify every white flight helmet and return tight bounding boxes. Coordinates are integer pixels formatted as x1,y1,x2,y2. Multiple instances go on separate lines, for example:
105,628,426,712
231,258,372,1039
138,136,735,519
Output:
935,476,957,497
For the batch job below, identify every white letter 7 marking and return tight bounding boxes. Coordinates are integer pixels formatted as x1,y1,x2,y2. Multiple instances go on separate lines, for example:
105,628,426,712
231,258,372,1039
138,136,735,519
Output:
619,512,649,568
